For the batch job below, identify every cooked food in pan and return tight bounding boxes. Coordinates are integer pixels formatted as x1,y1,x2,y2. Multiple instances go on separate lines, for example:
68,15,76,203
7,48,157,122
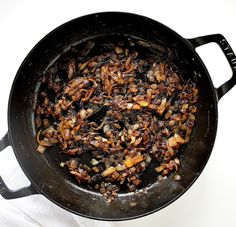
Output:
35,37,198,203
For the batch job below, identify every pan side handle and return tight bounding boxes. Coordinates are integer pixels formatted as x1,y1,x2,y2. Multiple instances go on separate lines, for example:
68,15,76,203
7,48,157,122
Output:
187,34,236,101
0,133,10,151
0,133,38,199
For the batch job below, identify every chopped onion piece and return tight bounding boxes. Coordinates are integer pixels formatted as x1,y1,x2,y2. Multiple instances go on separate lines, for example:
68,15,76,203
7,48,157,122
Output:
174,174,181,181
101,167,116,177
146,155,152,163
37,145,46,154
90,158,99,166
60,162,65,167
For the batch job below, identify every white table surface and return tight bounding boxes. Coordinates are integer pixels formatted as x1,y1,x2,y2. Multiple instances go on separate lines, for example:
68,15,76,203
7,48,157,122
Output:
0,0,236,226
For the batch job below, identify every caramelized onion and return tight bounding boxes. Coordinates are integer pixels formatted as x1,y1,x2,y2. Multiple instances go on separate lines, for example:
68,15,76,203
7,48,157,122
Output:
35,37,198,203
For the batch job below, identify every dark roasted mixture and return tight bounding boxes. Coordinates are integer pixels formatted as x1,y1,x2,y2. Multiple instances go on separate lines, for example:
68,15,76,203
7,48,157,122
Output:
35,38,198,203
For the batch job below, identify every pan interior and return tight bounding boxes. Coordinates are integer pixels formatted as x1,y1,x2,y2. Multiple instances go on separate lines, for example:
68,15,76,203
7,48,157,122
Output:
33,34,199,193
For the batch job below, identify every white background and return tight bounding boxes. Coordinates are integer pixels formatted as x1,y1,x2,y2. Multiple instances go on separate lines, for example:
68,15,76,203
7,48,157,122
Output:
0,0,236,227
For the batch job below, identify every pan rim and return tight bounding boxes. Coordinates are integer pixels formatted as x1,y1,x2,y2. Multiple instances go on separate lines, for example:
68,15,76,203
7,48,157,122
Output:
7,11,219,221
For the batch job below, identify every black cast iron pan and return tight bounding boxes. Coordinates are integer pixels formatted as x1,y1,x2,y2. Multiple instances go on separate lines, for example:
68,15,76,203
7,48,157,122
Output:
0,12,236,221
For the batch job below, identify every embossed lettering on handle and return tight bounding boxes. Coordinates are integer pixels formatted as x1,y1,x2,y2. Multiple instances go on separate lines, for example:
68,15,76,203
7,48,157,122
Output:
219,38,236,71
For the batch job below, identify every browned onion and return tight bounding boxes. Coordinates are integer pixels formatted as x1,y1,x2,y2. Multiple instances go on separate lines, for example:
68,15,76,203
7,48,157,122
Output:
35,38,198,203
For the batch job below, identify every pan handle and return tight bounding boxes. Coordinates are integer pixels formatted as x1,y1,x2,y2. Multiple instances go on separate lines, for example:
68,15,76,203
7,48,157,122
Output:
187,34,236,101
0,133,10,151
0,133,38,199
